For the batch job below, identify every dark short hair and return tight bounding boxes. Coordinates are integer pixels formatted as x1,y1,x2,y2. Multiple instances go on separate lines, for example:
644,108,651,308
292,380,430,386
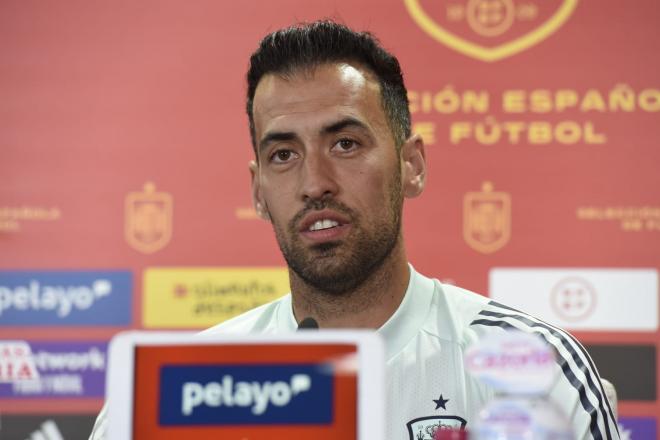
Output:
246,20,411,152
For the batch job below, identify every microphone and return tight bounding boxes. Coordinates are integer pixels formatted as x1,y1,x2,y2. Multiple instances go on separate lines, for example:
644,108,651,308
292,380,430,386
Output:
298,317,319,330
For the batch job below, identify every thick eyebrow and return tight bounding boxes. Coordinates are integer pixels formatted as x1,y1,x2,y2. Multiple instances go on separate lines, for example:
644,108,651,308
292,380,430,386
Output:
258,131,297,154
322,117,370,135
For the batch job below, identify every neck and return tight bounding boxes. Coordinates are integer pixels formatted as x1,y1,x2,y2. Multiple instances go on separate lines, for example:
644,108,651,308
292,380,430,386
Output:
289,237,410,329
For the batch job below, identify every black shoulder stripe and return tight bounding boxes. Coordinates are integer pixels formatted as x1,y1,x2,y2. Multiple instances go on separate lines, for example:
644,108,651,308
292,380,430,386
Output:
478,303,620,439
486,300,524,314
470,318,607,440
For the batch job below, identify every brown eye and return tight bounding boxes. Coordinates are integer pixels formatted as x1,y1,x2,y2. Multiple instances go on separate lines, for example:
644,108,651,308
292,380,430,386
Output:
334,139,358,152
339,140,353,149
276,150,291,161
270,149,296,163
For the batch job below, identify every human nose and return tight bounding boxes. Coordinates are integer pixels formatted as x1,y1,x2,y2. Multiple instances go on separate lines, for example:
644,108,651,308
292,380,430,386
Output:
299,151,339,202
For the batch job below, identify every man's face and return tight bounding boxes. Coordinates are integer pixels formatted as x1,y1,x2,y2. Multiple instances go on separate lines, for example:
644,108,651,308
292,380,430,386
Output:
250,63,406,294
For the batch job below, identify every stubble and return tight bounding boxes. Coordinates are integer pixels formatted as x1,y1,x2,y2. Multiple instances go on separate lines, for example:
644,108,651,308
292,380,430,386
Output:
269,168,403,296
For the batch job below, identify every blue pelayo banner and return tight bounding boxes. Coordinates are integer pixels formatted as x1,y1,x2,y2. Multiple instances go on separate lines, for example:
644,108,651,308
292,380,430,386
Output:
0,271,132,326
159,364,334,426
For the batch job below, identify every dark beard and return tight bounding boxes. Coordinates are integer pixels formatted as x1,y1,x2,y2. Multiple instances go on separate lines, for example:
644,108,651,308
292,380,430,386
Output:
271,178,403,295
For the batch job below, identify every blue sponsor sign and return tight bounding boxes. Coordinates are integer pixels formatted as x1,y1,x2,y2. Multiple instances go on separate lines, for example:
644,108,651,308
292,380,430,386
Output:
159,364,334,426
0,271,132,326
618,417,656,440
0,341,107,398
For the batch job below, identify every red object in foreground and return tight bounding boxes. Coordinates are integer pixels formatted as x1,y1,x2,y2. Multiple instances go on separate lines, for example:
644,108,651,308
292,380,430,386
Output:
434,428,467,440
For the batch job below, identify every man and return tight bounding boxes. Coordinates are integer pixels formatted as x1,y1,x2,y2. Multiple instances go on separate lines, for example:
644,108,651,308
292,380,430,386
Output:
90,20,619,440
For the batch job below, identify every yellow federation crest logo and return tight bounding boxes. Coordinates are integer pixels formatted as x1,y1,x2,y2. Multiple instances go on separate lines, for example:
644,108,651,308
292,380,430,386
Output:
463,181,511,253
125,182,173,254
404,0,578,61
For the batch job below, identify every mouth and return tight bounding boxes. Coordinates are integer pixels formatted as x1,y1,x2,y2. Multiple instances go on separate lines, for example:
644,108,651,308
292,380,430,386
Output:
298,211,351,243
308,219,341,231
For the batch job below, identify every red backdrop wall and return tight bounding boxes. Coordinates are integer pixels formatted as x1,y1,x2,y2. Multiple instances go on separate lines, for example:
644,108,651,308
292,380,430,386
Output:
1,0,658,437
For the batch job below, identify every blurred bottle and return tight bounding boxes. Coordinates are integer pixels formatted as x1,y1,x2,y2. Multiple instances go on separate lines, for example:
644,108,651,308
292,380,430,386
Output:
472,394,572,439
464,330,574,440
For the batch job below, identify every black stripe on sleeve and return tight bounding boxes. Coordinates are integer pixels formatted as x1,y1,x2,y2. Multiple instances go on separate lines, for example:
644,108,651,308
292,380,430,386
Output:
478,302,619,439
470,319,605,440
470,309,618,440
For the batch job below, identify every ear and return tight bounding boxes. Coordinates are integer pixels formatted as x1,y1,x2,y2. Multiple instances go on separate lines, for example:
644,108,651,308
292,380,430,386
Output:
401,134,426,198
249,160,270,221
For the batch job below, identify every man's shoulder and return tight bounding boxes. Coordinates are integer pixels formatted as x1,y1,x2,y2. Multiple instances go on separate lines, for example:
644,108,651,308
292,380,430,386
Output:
200,293,293,335
438,282,573,343
435,280,592,384
420,278,491,345
433,282,491,320
422,275,575,347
